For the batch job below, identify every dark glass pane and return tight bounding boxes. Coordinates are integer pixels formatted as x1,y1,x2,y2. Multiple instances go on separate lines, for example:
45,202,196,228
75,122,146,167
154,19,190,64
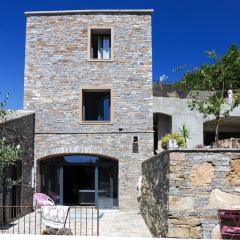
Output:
64,155,98,164
91,34,98,59
91,30,111,59
98,160,118,208
83,91,110,121
40,155,118,207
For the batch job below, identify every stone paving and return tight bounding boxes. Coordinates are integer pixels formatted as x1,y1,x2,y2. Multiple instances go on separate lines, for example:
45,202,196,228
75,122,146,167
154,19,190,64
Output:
100,210,152,237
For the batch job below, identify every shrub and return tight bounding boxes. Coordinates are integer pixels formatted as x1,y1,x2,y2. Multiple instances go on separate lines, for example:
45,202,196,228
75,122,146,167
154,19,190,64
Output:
161,132,185,149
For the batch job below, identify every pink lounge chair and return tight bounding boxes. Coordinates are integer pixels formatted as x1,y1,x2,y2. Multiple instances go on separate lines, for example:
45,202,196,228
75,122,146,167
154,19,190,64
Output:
34,193,55,209
218,209,240,239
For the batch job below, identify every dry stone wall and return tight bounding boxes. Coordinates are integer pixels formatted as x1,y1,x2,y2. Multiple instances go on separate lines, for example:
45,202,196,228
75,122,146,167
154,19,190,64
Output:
0,112,35,223
213,138,240,148
141,150,240,239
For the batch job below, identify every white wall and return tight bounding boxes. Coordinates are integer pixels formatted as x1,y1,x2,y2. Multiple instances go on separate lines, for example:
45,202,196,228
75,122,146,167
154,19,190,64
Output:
153,97,204,148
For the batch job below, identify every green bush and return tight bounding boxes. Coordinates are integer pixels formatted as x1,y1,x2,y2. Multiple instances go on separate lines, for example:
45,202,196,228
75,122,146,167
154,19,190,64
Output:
161,132,185,149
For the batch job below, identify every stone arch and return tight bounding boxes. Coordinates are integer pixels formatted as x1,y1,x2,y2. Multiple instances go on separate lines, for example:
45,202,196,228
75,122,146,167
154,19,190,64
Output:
35,145,120,162
34,145,120,195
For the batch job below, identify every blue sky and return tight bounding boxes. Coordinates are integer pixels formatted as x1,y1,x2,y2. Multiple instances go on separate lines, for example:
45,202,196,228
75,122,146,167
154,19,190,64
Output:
0,0,240,109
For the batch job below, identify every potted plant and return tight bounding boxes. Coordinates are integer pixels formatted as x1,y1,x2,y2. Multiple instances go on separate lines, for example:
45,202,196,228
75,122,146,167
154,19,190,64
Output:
161,132,185,149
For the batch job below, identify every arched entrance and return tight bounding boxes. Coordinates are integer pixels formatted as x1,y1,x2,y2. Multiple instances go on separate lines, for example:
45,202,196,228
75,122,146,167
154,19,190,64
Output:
39,154,118,208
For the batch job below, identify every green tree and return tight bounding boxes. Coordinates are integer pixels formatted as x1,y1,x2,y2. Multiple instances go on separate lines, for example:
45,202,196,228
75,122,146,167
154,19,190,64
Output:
176,44,240,91
176,45,240,142
0,93,21,221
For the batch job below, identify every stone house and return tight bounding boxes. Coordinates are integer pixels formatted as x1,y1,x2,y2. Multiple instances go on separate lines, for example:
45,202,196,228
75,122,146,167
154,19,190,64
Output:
1,8,240,238
24,9,153,210
19,9,240,211
1,8,239,213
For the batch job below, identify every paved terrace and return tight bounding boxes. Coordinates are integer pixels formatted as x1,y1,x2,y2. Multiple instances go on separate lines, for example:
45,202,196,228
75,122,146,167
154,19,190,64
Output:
0,208,151,237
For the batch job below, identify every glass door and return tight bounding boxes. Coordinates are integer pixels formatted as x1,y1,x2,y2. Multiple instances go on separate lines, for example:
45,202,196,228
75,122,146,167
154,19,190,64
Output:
97,161,118,208
40,164,61,204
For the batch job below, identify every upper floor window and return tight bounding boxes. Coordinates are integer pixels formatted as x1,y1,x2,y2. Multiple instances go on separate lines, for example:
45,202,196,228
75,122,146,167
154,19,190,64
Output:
82,89,111,122
90,29,111,60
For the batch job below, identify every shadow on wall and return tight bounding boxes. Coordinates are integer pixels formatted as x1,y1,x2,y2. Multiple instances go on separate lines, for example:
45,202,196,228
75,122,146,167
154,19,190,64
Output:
153,113,172,152
204,117,240,146
140,151,169,237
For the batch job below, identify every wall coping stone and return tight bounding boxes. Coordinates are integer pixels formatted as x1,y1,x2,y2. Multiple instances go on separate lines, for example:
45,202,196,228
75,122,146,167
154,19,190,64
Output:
25,9,154,16
168,149,240,153
144,149,240,165
0,110,35,124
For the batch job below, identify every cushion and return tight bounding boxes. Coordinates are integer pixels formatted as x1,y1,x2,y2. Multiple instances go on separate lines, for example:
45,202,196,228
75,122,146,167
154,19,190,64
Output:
222,225,240,234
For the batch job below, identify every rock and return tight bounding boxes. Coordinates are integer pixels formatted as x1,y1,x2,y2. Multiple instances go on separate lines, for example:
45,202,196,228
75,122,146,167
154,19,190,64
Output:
190,162,215,185
167,226,189,238
169,196,194,211
227,160,240,186
42,227,73,235
213,138,240,148
211,224,222,239
42,228,58,235
190,226,202,239
170,152,186,161
57,227,73,235
169,216,201,226
209,189,240,208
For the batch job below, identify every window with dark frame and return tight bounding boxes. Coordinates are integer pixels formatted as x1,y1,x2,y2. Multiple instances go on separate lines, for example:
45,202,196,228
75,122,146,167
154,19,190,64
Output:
82,90,111,122
90,29,111,60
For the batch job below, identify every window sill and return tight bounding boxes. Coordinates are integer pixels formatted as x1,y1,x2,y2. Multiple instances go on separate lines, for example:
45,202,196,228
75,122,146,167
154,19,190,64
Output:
79,121,114,125
88,59,114,62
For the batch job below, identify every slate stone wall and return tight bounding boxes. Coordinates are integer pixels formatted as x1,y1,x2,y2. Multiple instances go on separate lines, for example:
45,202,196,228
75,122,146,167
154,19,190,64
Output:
24,12,153,133
24,11,153,210
141,150,240,239
0,112,35,223
141,152,169,237
35,132,153,210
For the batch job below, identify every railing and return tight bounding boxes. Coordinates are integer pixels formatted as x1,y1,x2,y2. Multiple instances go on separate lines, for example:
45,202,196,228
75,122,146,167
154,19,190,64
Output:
0,206,99,236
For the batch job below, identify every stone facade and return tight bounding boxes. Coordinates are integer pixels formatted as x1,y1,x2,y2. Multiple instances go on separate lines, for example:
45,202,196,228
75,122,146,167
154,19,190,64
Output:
0,111,35,223
141,150,240,238
24,10,153,210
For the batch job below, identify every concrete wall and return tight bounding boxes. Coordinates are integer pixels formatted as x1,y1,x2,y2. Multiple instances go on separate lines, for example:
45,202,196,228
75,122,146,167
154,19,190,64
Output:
153,97,240,148
24,10,153,210
153,97,203,148
141,150,240,239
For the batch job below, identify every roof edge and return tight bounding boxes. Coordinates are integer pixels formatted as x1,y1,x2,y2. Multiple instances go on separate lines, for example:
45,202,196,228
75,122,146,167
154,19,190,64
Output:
0,110,35,124
25,9,154,16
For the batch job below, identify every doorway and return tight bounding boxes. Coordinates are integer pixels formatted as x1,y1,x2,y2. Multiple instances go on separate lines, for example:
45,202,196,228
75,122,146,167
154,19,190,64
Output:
63,166,95,205
40,154,118,208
